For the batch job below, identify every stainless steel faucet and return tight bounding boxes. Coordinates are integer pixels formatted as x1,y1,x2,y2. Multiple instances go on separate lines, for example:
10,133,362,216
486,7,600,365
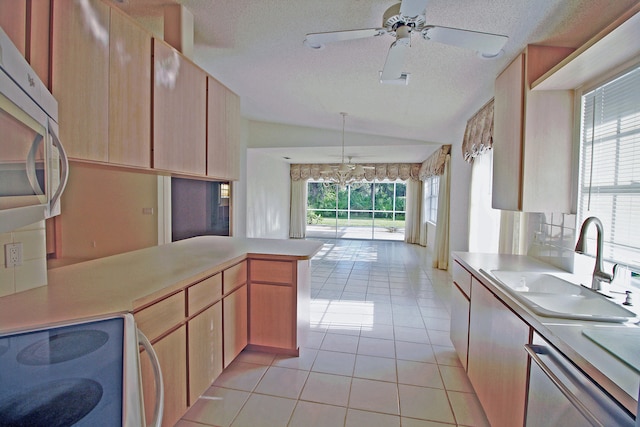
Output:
575,216,614,291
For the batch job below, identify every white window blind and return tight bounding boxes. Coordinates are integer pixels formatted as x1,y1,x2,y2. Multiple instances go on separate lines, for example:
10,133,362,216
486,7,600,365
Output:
578,64,640,270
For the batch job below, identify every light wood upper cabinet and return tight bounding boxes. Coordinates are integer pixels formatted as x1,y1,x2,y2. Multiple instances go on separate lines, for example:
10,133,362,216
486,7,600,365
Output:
152,39,207,175
29,0,51,87
0,1,26,56
108,8,151,167
52,0,110,162
492,45,575,212
207,76,241,180
467,278,531,427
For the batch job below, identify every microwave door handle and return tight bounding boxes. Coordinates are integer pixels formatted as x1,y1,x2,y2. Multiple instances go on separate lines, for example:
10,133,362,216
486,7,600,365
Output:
26,134,45,195
137,329,164,427
525,344,604,427
48,121,69,212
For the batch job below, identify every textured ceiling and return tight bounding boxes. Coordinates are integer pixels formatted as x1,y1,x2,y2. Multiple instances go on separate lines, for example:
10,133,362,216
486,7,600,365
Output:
116,0,639,163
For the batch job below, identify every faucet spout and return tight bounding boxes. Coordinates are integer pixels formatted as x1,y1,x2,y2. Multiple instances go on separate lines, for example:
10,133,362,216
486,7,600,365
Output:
575,216,614,291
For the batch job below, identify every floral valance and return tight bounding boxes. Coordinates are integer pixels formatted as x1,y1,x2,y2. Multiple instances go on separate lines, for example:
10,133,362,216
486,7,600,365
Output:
290,163,421,182
462,98,494,162
418,145,451,180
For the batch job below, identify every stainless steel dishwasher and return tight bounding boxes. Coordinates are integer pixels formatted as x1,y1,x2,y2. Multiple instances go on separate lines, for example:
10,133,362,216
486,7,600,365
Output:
525,332,635,427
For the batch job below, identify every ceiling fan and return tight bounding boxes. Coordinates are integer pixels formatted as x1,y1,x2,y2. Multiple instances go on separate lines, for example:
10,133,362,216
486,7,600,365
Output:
303,0,508,83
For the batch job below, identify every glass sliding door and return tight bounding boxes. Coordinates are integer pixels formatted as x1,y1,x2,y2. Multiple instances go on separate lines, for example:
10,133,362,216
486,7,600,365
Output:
306,180,406,241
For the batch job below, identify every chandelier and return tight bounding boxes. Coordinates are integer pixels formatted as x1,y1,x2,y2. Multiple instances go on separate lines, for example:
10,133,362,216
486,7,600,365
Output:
321,113,366,188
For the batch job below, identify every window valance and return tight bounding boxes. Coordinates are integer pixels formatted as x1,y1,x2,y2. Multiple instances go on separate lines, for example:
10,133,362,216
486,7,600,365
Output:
290,163,421,182
418,144,451,179
462,98,494,162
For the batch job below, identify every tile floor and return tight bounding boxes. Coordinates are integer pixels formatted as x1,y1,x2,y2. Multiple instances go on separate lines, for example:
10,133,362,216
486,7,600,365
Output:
177,239,490,427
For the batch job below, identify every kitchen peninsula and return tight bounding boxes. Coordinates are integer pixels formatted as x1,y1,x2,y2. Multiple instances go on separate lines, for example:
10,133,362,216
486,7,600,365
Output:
0,236,323,426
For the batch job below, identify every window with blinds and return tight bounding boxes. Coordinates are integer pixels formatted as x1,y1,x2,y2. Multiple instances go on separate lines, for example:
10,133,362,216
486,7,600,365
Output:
578,64,640,270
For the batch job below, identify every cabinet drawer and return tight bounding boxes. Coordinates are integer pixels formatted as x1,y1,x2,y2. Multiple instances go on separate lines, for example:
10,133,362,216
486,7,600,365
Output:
135,291,185,342
452,261,472,298
250,260,294,284
223,261,247,294
187,273,222,316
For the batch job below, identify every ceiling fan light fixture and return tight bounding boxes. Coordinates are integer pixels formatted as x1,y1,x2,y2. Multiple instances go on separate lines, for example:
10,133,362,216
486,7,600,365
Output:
303,38,324,50
379,72,410,85
477,49,505,59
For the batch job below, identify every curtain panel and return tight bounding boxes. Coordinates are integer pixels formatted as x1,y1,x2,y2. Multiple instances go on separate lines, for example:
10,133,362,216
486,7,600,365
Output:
289,178,308,238
462,98,494,162
290,163,421,182
418,145,451,180
404,179,423,245
432,154,451,270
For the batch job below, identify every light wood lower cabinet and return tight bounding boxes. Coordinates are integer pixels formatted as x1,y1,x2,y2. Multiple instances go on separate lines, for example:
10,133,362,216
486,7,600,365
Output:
450,261,472,370
135,291,187,427
249,283,295,350
450,284,470,371
223,283,248,367
140,326,188,427
467,277,531,427
134,257,307,422
187,272,223,404
188,302,223,404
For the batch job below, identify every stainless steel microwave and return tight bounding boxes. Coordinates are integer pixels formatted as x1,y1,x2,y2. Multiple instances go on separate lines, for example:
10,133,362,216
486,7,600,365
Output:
0,26,68,233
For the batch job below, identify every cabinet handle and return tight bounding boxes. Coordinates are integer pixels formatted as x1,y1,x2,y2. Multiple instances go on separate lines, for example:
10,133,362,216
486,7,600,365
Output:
525,344,603,427
138,329,164,427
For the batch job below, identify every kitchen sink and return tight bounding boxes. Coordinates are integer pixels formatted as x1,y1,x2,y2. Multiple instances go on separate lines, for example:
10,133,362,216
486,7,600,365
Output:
481,270,637,323
490,271,580,294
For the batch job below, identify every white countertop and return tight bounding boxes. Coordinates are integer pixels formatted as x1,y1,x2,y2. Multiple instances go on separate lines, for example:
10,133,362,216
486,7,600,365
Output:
0,236,323,333
453,252,639,415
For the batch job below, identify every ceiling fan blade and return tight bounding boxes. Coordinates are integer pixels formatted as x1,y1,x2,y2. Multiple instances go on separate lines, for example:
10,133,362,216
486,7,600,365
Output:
304,28,386,49
422,26,508,56
399,0,428,18
380,40,408,81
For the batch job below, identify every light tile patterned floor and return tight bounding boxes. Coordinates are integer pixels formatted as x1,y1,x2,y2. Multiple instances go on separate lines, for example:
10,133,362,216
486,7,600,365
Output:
177,239,490,427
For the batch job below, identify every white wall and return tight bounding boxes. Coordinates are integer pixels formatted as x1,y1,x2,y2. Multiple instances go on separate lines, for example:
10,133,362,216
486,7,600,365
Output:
449,139,472,261
232,119,249,238
245,149,290,239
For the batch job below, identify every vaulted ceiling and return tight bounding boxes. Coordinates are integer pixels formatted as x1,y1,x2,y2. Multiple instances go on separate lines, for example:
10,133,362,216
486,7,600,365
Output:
116,0,638,163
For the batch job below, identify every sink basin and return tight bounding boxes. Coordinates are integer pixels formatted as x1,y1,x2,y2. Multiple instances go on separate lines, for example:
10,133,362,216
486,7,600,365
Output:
482,270,636,323
491,271,580,294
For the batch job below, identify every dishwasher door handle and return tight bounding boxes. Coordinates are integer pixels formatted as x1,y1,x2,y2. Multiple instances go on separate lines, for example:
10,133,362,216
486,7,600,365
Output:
138,329,164,427
525,344,603,427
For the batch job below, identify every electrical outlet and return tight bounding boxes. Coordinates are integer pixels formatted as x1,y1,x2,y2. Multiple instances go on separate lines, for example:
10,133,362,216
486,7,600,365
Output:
5,243,23,268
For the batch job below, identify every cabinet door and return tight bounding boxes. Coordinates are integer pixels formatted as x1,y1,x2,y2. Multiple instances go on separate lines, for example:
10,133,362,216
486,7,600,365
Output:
153,39,206,175
225,89,241,181
29,0,51,87
492,53,525,211
467,278,530,427
223,284,248,367
188,301,223,404
249,283,295,350
207,77,241,180
52,0,110,162
0,1,26,56
108,9,151,167
140,325,188,427
449,283,470,370
207,76,228,179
